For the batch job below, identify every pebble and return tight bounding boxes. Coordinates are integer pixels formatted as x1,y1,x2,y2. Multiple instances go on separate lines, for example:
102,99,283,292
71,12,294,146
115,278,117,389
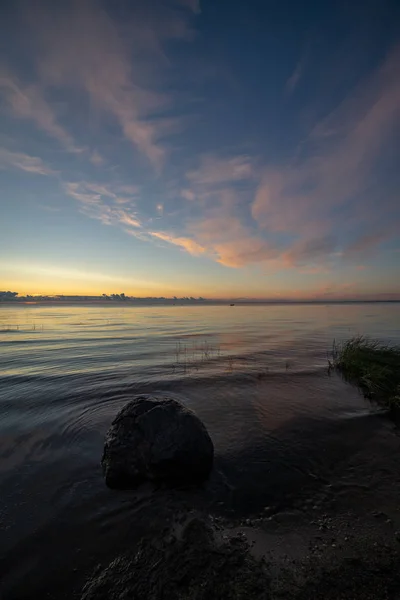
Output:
372,511,386,518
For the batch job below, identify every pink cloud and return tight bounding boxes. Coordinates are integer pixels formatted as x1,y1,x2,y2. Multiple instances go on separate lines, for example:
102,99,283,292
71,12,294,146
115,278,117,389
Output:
213,238,274,268
0,148,55,176
181,189,196,201
186,213,334,270
150,231,205,256
117,211,141,229
184,214,276,267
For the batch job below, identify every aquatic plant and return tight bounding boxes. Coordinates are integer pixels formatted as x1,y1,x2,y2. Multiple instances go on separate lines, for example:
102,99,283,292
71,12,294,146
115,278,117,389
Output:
173,339,222,373
330,335,400,407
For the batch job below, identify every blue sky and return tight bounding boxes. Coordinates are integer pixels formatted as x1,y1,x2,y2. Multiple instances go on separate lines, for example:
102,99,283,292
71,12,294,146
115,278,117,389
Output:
0,0,399,299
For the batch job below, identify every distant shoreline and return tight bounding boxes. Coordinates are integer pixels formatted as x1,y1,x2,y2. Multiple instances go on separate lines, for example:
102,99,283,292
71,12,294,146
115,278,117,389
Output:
1,299,400,307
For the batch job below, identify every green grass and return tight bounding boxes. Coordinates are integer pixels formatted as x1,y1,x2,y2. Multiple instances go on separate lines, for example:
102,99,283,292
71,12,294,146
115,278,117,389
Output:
330,336,400,407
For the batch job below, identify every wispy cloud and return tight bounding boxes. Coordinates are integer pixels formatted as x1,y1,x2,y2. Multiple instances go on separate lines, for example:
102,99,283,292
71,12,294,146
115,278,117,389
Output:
70,37,398,273
187,154,255,187
251,45,400,265
181,189,196,201
185,213,272,267
342,229,398,258
281,236,338,268
24,0,200,169
176,0,201,14
65,181,141,228
0,148,55,176
0,70,80,153
118,212,141,229
150,231,205,255
142,47,400,272
285,58,304,95
90,150,105,166
2,0,397,293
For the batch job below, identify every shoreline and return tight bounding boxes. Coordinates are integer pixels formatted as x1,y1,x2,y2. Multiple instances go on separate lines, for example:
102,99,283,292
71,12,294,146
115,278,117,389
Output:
2,299,400,306
80,411,400,599
2,406,400,599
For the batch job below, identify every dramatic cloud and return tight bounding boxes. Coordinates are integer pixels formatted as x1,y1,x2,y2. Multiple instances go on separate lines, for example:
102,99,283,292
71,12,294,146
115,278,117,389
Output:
1,0,398,299
62,42,400,274
146,46,400,272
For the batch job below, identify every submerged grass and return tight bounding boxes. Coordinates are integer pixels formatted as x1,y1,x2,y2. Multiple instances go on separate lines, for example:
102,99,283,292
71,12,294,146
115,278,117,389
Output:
330,335,400,407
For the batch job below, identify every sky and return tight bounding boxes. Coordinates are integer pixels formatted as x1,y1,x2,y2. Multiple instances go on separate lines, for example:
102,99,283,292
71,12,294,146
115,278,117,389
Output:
0,0,399,300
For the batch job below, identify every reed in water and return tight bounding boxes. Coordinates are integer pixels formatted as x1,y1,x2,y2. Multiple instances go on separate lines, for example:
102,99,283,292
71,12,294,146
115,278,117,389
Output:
331,335,400,407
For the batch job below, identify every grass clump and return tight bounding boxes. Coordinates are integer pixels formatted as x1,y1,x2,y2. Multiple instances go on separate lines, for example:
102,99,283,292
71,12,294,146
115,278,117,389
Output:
330,335,400,407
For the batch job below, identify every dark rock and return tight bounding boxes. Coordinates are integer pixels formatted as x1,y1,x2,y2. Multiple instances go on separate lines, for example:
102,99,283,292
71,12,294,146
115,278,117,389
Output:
101,395,214,488
81,519,270,600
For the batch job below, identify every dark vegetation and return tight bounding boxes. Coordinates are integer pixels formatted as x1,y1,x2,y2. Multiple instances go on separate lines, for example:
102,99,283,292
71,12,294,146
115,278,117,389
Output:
0,291,206,303
330,335,400,407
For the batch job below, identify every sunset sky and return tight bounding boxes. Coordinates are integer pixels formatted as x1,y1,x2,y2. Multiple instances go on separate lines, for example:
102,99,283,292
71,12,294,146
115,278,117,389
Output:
1,0,399,299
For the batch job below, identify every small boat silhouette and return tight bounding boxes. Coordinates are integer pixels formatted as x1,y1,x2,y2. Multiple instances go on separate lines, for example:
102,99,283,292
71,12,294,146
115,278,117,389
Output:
230,303,235,306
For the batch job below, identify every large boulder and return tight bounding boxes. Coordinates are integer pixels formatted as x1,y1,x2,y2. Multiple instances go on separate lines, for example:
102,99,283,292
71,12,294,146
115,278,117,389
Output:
101,395,214,489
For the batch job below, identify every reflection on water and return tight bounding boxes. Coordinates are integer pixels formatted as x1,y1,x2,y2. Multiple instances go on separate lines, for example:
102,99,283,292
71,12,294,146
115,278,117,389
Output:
0,303,399,597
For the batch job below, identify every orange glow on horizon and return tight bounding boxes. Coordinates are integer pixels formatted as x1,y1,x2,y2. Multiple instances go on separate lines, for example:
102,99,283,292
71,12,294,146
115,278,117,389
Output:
3,282,399,302
1,263,399,302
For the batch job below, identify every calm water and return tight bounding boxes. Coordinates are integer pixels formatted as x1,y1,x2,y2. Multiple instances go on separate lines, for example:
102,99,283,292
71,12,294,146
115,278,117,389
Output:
1,302,400,598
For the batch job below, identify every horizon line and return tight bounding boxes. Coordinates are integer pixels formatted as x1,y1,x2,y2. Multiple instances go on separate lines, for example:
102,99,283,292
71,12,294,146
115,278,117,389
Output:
1,292,400,304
